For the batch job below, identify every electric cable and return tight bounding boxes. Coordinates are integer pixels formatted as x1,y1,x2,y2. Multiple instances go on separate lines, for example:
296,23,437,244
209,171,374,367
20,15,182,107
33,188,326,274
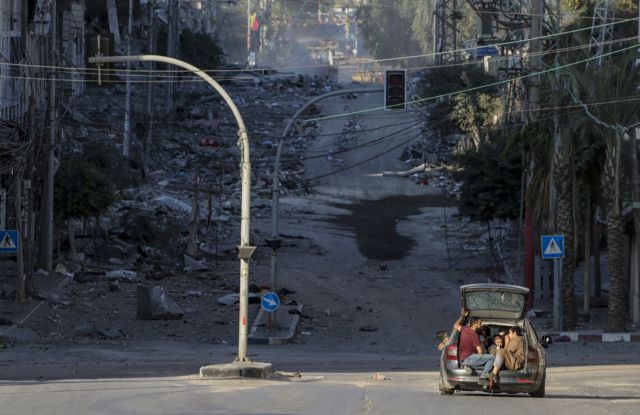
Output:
303,42,640,123
0,15,635,75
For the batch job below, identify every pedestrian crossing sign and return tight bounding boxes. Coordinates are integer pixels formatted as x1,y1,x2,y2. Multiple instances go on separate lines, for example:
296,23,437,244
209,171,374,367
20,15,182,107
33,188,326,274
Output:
0,230,19,254
541,235,564,259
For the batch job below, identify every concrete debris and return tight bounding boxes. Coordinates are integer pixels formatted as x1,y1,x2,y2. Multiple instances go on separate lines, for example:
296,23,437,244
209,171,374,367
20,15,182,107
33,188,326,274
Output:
73,322,127,339
104,270,138,282
370,373,392,381
137,285,184,320
54,263,74,278
183,254,209,272
216,292,260,306
154,195,192,215
46,293,71,307
216,293,239,306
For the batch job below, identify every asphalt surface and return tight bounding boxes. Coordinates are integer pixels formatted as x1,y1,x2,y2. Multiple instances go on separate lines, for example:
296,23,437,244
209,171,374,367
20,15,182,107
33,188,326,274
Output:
1,346,639,415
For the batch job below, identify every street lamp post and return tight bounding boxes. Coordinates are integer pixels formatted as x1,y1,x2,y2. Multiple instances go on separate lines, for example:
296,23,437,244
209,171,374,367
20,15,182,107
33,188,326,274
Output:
89,54,256,362
269,87,383,302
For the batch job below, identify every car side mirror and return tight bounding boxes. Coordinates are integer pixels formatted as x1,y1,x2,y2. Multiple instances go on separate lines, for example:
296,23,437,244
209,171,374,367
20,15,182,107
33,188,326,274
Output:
435,330,449,341
540,335,552,348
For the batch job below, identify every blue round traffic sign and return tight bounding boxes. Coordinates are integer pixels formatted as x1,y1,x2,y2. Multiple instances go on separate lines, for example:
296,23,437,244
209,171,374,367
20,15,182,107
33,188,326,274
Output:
261,292,280,312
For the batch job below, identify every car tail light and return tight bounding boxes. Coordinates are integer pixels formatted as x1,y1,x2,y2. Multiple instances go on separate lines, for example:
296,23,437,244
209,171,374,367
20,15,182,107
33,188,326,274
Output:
527,347,538,363
446,344,458,361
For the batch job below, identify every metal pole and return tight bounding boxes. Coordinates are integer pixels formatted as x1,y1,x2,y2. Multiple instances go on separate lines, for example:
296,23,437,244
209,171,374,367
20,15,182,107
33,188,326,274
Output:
43,0,57,272
632,126,640,328
15,178,24,302
553,258,562,331
89,54,254,362
270,87,382,292
247,0,251,55
145,1,156,171
166,0,177,114
584,195,592,316
123,0,133,157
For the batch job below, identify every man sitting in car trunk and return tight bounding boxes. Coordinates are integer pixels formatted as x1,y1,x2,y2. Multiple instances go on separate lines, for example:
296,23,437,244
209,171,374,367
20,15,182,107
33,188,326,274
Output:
453,310,495,377
485,326,525,382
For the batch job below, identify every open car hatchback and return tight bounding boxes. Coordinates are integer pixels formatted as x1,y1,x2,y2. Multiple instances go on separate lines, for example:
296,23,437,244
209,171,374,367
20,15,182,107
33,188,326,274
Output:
438,284,547,397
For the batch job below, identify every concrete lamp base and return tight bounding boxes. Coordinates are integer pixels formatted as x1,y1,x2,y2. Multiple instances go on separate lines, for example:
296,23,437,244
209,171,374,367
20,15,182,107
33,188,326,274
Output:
199,362,273,379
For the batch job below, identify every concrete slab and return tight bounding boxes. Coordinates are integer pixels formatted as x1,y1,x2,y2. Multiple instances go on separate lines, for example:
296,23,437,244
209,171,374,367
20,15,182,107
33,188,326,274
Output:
602,332,631,342
248,304,303,345
199,361,273,379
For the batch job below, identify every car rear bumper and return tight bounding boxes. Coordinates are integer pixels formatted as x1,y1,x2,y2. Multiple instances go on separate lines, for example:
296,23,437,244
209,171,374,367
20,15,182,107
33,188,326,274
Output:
441,369,540,394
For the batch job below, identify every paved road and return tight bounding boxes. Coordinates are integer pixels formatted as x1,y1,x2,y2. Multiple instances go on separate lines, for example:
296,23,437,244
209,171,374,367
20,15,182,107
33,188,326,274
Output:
304,93,428,199
2,357,638,414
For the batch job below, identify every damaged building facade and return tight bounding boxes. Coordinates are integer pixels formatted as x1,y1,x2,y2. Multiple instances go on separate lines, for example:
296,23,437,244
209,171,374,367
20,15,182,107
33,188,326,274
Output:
0,0,226,301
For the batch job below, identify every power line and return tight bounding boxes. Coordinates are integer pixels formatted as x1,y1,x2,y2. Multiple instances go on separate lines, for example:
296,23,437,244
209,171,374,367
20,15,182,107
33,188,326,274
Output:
270,120,425,164
0,15,636,76
298,130,426,184
304,42,640,123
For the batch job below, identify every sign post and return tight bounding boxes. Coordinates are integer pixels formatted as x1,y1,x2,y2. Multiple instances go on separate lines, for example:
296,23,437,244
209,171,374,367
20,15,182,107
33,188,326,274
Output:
541,235,565,331
261,292,280,334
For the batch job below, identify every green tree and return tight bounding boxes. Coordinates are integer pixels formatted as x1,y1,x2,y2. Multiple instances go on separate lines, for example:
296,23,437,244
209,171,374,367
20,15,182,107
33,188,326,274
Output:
54,154,117,255
456,135,522,223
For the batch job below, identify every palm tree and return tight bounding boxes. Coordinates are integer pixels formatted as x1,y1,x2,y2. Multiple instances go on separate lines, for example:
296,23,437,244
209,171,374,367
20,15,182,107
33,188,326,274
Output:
521,93,578,330
564,52,640,331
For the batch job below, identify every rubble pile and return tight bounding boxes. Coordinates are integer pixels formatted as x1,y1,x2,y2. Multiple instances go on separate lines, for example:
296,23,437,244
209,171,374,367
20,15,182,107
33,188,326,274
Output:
399,122,463,195
0,71,347,346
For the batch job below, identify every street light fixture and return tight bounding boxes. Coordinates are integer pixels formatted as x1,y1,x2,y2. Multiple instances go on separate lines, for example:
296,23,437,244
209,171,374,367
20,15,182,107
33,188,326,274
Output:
89,54,256,363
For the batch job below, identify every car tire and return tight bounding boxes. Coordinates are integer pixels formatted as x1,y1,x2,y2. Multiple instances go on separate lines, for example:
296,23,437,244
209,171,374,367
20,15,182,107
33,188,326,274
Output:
529,379,545,398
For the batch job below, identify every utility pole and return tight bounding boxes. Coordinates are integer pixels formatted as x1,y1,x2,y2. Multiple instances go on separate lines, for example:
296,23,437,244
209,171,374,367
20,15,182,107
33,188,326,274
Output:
434,0,459,64
631,125,640,328
15,177,24,302
524,0,544,314
123,0,134,157
631,1,640,328
247,0,251,55
165,0,178,114
40,0,57,272
146,0,156,172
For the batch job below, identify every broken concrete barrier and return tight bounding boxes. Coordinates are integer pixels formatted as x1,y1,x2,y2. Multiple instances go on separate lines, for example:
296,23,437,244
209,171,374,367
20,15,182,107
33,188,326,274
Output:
137,285,184,320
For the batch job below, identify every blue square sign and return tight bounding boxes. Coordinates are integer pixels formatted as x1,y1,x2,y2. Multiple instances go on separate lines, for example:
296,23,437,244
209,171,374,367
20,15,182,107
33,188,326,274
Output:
0,230,19,254
541,235,564,259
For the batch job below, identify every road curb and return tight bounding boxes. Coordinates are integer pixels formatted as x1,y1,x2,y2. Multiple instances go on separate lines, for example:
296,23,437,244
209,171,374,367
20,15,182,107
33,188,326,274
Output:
540,331,640,342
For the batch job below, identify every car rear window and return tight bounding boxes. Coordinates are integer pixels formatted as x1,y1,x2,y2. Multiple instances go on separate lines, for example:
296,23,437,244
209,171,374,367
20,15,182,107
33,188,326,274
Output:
465,291,525,314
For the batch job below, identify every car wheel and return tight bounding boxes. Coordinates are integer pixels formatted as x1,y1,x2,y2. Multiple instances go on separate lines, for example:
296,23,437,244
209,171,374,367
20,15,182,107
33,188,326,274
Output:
529,379,545,398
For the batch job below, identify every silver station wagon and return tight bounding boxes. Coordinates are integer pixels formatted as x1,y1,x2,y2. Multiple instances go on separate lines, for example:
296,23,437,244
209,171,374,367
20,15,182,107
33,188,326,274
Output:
437,284,547,396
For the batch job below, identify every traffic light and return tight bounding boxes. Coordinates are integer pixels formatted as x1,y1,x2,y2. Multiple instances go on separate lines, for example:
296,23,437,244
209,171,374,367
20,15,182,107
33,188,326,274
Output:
384,70,406,110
